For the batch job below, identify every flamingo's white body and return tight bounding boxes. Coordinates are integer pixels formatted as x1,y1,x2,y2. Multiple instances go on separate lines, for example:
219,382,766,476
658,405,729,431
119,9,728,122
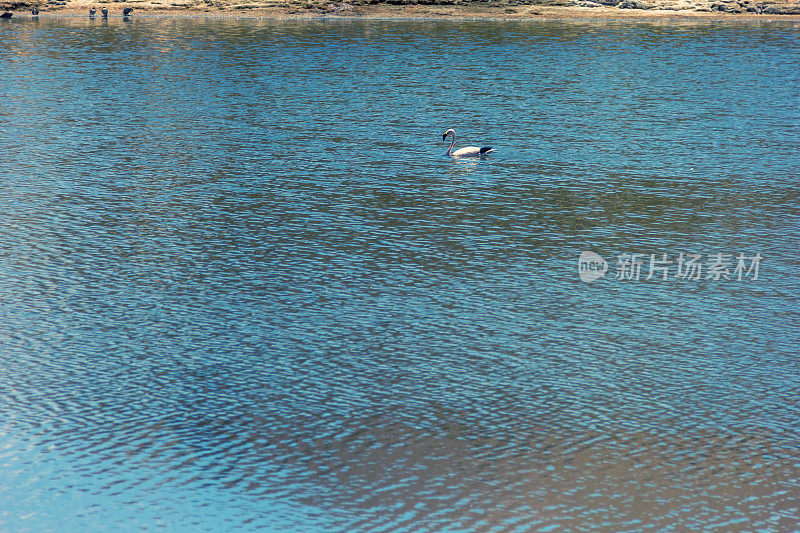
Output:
442,128,495,158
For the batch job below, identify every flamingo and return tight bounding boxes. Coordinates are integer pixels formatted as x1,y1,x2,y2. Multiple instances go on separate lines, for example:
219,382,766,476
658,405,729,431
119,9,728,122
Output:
101,7,108,17
89,7,96,16
442,128,495,158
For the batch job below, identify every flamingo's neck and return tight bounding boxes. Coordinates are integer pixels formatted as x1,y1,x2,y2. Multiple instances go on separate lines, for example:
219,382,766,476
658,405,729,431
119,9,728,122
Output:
446,133,455,156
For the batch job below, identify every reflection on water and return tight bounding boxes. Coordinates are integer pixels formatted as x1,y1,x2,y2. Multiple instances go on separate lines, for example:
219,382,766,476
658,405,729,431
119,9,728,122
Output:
448,158,481,176
1,16,799,531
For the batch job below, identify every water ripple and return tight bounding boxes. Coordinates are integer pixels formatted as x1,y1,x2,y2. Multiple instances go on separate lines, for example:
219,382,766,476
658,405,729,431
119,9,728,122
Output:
1,16,799,532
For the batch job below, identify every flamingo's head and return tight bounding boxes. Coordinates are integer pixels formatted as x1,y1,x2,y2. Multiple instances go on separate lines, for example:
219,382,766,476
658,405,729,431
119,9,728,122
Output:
442,128,455,141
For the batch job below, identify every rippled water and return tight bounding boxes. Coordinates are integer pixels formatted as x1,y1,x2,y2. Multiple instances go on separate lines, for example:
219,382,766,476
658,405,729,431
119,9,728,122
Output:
1,16,799,531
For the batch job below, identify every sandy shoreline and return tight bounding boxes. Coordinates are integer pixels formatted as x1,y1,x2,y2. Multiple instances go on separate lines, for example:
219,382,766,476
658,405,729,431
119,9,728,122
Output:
4,0,800,20
10,7,800,20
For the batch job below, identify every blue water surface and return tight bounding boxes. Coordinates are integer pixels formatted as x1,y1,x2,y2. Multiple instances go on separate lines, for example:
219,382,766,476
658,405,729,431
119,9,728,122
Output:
1,16,799,531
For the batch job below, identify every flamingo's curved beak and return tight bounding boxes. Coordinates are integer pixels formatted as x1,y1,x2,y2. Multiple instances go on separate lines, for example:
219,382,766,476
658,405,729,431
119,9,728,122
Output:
442,133,447,141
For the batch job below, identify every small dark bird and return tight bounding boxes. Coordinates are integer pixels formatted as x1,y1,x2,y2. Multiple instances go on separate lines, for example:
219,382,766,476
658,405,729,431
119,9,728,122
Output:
0,11,12,18
101,7,108,17
32,6,39,15
122,6,132,15
89,7,96,16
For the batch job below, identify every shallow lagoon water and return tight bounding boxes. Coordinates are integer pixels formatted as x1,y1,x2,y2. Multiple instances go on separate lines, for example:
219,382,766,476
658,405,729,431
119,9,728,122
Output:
1,16,799,530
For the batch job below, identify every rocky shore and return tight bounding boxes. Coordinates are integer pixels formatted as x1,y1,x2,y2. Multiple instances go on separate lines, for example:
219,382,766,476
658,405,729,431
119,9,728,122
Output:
2,0,800,18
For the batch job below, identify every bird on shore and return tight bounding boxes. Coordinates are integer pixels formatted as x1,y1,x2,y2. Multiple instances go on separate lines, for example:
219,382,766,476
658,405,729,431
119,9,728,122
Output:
89,7,96,16
442,128,495,158
101,7,108,17
122,6,132,15
32,6,39,15
0,11,12,18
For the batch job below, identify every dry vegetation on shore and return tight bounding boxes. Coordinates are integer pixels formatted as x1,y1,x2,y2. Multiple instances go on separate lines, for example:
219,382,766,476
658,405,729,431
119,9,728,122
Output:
2,0,800,19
